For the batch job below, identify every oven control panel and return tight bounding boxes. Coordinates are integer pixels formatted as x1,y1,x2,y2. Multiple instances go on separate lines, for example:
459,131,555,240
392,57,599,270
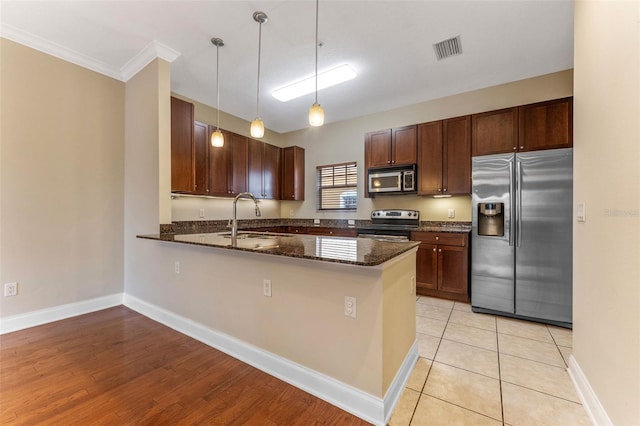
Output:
371,209,420,220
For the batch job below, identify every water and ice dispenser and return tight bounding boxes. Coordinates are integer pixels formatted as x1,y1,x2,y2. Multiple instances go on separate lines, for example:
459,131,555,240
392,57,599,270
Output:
477,202,504,237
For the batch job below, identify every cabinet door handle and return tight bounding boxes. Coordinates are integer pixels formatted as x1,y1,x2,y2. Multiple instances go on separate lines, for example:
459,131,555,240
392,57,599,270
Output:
443,188,447,192
432,248,437,252
513,146,517,151
435,236,439,240
438,249,442,252
438,188,442,192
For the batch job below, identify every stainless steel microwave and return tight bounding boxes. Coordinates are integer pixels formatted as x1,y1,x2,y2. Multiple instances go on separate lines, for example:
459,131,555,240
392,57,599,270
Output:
368,165,416,194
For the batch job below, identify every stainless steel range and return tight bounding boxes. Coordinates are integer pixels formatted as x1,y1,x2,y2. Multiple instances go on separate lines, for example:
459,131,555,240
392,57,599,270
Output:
356,209,420,241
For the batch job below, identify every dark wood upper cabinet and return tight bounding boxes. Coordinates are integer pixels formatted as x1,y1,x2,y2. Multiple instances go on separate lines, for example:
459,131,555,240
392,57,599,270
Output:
193,121,209,195
392,125,418,166
471,98,573,156
262,142,281,199
418,116,471,196
417,121,443,195
443,116,471,195
248,139,281,199
248,138,264,197
228,133,248,196
169,97,306,199
518,97,573,152
471,107,518,156
281,146,305,201
170,96,195,192
365,129,392,168
208,127,230,197
365,125,417,168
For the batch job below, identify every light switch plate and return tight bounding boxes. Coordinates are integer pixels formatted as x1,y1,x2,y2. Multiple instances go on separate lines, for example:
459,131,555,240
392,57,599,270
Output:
577,202,586,222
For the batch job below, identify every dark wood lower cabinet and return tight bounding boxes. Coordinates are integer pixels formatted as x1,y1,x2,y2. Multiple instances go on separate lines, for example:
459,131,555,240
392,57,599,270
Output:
411,231,469,302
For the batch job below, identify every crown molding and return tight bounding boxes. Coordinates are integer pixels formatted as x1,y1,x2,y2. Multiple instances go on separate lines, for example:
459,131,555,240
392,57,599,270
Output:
0,24,180,82
120,40,181,82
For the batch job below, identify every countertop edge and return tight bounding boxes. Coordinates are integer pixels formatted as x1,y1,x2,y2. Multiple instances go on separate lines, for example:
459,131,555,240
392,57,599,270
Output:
137,233,421,267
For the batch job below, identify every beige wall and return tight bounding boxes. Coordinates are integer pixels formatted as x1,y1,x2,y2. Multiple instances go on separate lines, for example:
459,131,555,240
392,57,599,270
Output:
0,39,125,317
124,58,172,293
573,1,640,424
172,70,573,223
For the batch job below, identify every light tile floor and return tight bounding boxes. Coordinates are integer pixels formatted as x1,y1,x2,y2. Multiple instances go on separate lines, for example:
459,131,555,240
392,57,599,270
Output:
389,296,592,426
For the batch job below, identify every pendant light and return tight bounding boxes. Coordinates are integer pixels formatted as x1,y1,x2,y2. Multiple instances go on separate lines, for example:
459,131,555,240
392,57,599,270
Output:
251,11,268,139
308,0,324,127
210,37,225,147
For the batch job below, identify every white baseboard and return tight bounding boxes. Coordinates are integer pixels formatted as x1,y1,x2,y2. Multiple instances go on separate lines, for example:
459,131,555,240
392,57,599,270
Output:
384,341,419,423
0,293,123,335
568,354,613,426
124,294,414,426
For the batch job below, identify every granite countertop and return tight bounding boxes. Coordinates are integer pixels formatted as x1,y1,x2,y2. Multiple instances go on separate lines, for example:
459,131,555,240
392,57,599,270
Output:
138,231,420,267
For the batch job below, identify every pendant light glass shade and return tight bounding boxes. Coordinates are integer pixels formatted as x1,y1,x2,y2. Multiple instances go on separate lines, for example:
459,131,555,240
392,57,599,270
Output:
250,118,265,138
309,102,324,126
309,0,324,127
211,37,225,147
252,12,268,139
211,129,224,147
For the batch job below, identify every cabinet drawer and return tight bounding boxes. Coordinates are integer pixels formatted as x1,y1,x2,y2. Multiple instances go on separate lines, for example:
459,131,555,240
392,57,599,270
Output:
411,232,467,247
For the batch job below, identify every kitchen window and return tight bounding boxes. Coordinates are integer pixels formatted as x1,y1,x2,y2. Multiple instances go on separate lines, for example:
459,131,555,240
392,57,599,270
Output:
316,162,358,211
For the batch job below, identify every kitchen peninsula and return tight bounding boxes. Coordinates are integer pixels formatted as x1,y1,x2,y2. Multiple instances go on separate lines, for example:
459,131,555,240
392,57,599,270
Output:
136,229,419,425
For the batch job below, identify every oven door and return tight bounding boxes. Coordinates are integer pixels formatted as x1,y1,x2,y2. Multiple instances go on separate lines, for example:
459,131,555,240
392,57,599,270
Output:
357,227,411,242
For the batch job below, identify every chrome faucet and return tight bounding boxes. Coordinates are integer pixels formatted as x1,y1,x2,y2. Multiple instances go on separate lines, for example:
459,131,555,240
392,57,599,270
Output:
231,192,261,238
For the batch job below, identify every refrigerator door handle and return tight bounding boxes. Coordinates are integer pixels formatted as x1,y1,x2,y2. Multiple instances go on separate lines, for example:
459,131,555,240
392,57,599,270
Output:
516,159,523,247
509,158,515,247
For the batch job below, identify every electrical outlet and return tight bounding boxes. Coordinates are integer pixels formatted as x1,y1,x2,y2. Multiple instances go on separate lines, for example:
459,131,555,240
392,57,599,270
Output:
348,219,355,225
448,209,455,219
344,296,356,318
263,279,272,297
313,218,320,225
4,282,18,297
174,261,180,274
199,208,205,218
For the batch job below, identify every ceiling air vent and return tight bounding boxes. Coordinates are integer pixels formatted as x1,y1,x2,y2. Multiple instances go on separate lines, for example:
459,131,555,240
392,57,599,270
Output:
433,35,462,61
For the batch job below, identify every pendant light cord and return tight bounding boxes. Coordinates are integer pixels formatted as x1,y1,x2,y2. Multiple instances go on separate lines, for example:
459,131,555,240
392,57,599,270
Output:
256,20,263,118
314,0,319,104
216,44,221,130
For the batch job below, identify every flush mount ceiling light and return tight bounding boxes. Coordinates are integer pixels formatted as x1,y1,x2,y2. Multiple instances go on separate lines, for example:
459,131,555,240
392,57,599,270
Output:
272,64,357,102
250,11,268,139
308,0,324,127
210,37,224,147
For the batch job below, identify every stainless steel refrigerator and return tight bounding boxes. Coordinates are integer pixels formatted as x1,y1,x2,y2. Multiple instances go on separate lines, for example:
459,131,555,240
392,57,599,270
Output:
471,148,573,327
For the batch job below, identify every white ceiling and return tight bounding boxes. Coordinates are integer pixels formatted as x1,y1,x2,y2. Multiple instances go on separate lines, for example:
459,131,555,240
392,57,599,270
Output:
0,1,574,134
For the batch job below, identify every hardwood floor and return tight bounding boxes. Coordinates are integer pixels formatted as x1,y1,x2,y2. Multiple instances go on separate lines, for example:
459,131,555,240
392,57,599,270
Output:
0,306,369,425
